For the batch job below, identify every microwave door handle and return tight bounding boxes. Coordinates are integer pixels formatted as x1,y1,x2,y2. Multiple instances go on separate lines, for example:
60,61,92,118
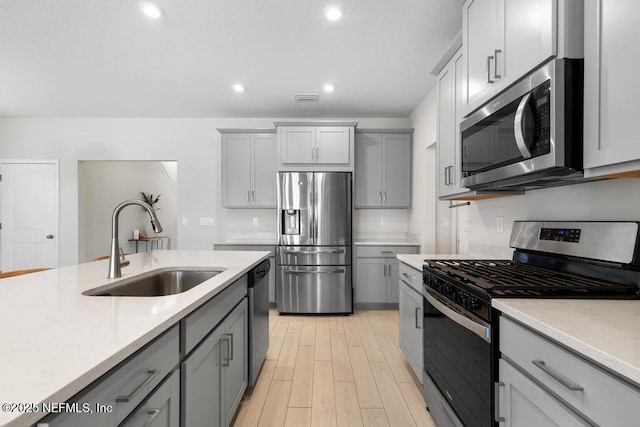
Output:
514,92,533,159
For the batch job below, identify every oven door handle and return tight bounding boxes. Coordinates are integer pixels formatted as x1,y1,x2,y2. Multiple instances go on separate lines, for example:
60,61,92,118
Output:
514,92,533,159
424,291,491,343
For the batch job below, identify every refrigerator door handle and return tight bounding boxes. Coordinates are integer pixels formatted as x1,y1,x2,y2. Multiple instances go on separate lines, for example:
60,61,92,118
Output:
284,268,346,274
284,249,345,255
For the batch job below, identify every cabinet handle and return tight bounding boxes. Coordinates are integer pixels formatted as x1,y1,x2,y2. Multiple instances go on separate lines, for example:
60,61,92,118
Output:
383,191,387,203
379,191,383,202
494,382,506,422
402,272,416,280
487,56,495,84
116,369,159,403
316,146,320,161
228,333,234,361
415,307,421,329
493,49,502,78
121,409,161,427
222,335,232,367
247,191,250,202
383,264,387,276
251,190,255,202
532,360,584,391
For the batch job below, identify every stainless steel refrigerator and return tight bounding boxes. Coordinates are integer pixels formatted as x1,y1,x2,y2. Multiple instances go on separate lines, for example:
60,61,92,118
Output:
276,172,352,314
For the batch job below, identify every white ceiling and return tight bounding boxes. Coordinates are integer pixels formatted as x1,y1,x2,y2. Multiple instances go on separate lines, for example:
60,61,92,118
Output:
0,0,464,118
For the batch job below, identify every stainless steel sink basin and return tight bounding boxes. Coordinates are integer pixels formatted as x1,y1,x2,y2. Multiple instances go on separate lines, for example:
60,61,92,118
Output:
84,268,223,297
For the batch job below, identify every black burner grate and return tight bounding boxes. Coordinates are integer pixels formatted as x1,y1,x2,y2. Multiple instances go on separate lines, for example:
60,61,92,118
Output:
424,259,639,297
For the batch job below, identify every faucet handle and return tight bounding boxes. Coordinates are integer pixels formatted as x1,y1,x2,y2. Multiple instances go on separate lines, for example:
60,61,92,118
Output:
119,247,130,267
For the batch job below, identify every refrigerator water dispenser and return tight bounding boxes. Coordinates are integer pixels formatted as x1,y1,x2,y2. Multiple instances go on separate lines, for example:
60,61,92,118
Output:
283,209,300,235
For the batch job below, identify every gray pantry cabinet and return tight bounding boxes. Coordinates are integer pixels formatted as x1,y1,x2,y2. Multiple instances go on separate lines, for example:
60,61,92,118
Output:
220,130,278,208
497,315,640,426
354,245,419,309
583,0,640,178
354,130,412,208
398,262,423,382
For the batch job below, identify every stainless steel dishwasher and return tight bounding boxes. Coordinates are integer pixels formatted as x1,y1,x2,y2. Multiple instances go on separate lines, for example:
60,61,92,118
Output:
248,259,270,387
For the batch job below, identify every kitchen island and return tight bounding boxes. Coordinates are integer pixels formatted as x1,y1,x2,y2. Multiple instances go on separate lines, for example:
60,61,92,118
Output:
0,250,269,427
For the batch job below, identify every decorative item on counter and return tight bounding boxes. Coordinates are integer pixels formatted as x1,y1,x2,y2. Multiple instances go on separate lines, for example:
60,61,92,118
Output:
133,229,140,239
140,192,161,209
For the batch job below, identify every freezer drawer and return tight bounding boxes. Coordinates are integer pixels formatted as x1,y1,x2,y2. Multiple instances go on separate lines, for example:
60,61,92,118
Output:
277,266,352,314
277,245,351,266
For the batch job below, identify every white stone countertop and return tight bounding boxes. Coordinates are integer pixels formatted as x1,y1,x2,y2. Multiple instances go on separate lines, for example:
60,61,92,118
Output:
214,240,277,246
493,299,640,387
0,250,269,427
354,240,421,247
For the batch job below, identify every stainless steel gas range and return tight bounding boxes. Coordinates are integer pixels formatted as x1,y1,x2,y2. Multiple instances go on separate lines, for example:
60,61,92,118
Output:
421,221,640,427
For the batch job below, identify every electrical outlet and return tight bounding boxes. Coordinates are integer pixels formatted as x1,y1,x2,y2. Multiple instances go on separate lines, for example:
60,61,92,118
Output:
380,218,387,226
253,218,259,226
464,219,474,232
182,217,188,226
496,216,504,233
442,217,450,229
199,217,215,226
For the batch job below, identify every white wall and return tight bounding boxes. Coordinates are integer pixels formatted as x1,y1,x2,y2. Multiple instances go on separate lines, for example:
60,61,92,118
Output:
0,117,409,266
408,87,438,252
78,161,178,262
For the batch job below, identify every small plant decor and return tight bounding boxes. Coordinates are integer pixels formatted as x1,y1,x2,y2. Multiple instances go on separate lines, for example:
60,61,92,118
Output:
141,192,161,209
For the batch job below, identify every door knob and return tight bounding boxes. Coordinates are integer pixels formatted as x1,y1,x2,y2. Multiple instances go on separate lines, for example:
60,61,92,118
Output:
46,234,54,239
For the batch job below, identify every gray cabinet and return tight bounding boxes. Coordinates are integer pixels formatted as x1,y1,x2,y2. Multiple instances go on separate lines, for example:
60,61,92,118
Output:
276,122,356,171
215,244,276,307
120,369,180,427
220,130,277,208
398,262,423,382
182,298,248,427
498,315,640,426
38,326,180,427
355,131,412,208
584,0,640,178
354,245,419,309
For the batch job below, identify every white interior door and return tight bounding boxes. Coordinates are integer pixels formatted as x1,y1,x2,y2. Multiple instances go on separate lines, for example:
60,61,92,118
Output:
1,161,59,271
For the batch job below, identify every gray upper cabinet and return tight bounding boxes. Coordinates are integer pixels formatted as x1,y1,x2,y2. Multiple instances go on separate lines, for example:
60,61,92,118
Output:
275,122,356,171
220,130,277,208
584,0,640,178
355,131,412,208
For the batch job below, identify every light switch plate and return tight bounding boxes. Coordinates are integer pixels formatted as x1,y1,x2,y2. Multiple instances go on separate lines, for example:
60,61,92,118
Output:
253,218,259,226
442,217,450,229
496,216,504,233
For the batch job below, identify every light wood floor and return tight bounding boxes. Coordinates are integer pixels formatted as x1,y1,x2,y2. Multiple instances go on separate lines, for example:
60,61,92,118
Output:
232,310,436,427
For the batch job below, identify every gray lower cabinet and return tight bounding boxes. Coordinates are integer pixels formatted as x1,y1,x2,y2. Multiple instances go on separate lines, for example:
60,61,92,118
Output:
498,315,640,426
215,244,276,307
398,262,422,382
120,369,180,427
182,298,248,427
354,245,419,308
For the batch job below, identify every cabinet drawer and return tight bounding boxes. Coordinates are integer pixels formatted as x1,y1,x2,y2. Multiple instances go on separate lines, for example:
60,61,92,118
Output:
399,262,422,293
500,316,640,426
355,245,419,258
41,326,179,426
120,368,180,427
214,244,276,257
181,276,247,356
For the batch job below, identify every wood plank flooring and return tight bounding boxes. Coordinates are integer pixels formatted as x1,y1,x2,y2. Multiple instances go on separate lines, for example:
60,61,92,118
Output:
233,310,435,427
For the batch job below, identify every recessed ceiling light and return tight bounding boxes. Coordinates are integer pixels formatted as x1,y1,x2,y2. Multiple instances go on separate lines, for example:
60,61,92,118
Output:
140,1,164,19
323,83,336,93
324,5,344,21
233,84,245,93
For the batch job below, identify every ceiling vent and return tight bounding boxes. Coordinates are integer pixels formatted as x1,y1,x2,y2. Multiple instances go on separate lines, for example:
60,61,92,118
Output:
294,93,319,102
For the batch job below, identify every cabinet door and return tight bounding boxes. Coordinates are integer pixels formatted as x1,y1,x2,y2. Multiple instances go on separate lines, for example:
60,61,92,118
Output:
452,49,469,193
463,0,499,111
386,261,400,303
280,127,315,164
354,133,383,207
181,325,225,427
399,281,422,381
382,134,411,207
122,369,180,427
315,127,351,164
437,60,455,197
584,0,640,175
225,299,248,426
222,134,252,207
498,359,588,426
268,256,276,305
252,134,277,207
355,258,387,303
499,0,554,91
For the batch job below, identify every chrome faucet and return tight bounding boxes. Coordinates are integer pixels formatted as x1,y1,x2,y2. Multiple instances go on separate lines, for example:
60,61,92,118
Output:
108,199,163,279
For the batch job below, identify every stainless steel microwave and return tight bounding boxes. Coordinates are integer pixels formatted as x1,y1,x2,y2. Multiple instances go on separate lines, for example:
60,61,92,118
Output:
460,59,584,190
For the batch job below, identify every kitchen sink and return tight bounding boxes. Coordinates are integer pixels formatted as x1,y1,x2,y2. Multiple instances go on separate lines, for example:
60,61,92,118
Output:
84,268,224,296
